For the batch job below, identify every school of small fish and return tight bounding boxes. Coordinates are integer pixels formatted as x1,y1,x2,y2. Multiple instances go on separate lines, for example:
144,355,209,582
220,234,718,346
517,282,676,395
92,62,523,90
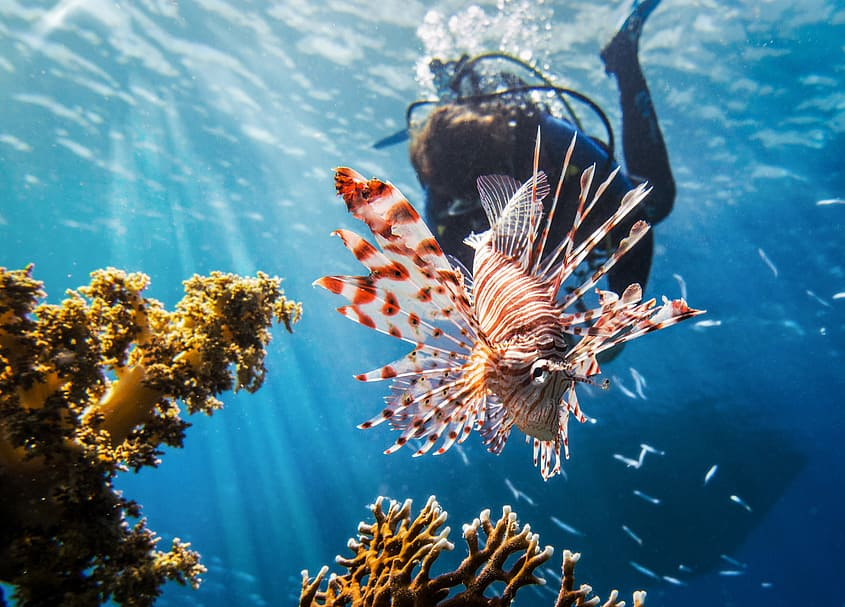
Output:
541,447,764,588
316,133,702,479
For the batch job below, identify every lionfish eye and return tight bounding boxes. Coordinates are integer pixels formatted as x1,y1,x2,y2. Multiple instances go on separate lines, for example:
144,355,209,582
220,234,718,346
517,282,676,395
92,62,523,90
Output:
530,360,550,384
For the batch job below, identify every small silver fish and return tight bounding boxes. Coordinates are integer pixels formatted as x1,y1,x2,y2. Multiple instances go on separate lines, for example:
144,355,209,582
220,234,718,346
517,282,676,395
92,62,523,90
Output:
720,554,747,569
704,464,718,485
757,247,778,277
504,478,536,506
613,375,639,399
640,443,663,456
622,524,643,545
543,567,562,584
662,575,685,586
693,318,722,331
806,289,831,308
630,561,659,580
718,569,745,577
614,453,641,468
455,444,470,466
633,489,661,505
672,272,687,300
730,494,753,512
630,367,647,399
550,515,584,536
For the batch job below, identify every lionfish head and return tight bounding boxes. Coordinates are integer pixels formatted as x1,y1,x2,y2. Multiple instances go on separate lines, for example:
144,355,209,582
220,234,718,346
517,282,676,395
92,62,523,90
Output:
488,333,571,441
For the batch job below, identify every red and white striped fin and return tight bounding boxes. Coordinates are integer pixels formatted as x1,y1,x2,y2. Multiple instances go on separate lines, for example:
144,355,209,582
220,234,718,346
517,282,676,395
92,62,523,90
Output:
560,284,644,335
526,128,544,270
603,296,704,349
317,167,483,347
315,230,462,319
355,343,469,382
541,176,649,299
533,133,578,274
531,434,562,480
361,373,487,457
334,167,452,272
331,169,477,328
317,269,475,355
530,382,587,479
320,227,471,325
537,163,596,285
558,182,652,300
566,294,704,364
477,174,520,229
535,151,621,286
479,398,514,455
561,219,652,309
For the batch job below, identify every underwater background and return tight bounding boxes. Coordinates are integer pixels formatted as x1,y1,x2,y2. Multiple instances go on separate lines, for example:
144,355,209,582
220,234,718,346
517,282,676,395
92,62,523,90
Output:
1,0,843,605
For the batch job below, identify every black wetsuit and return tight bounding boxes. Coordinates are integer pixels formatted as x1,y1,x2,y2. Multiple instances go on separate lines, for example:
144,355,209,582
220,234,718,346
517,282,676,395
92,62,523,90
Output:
422,49,674,297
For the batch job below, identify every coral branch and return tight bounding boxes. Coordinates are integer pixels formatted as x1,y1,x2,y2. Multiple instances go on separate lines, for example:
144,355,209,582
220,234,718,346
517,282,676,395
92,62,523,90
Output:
0,265,301,606
300,496,642,607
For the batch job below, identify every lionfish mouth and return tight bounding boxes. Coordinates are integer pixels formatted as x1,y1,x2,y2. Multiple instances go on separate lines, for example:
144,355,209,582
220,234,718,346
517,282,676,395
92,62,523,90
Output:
513,393,560,441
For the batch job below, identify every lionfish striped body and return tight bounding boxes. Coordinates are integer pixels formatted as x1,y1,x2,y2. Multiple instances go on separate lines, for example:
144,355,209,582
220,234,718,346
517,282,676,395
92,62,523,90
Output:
316,134,702,479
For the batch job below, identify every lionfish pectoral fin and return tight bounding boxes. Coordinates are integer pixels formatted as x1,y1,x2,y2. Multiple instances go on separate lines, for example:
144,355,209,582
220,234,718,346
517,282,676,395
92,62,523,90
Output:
318,167,481,351
363,369,488,458
479,399,513,455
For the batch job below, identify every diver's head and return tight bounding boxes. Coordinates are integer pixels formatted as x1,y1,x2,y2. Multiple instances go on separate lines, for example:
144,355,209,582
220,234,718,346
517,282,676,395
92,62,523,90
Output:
409,101,536,205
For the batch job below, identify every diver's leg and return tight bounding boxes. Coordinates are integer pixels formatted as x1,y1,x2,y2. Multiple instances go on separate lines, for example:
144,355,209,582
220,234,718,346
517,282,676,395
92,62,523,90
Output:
601,0,675,225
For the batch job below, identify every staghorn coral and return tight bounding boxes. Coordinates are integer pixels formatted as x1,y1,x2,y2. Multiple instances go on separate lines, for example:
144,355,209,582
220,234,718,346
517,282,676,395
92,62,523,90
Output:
0,265,301,606
300,496,645,607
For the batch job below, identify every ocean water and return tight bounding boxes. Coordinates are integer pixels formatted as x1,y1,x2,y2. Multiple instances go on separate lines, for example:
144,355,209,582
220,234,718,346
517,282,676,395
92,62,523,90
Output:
1,1,843,606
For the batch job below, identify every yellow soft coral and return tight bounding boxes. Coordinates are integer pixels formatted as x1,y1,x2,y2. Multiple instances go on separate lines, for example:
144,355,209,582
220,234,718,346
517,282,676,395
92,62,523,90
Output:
300,496,644,607
0,265,301,606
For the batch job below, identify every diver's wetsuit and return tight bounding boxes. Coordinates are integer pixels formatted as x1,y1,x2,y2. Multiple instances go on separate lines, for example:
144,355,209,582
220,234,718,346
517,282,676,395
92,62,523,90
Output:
422,104,669,297
420,43,674,297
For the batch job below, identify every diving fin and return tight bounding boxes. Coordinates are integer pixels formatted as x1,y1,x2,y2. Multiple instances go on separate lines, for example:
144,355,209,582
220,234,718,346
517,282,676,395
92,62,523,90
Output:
372,128,410,149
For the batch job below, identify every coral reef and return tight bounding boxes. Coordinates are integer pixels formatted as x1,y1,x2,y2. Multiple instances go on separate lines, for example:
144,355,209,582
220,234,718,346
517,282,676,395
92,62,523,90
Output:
300,496,645,607
0,265,301,606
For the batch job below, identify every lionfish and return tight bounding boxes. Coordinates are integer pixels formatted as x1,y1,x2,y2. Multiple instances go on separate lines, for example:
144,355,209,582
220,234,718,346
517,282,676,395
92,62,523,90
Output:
316,134,702,480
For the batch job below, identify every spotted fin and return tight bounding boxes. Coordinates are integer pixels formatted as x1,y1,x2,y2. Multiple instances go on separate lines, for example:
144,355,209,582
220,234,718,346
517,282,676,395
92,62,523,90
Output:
316,170,479,335
333,167,452,272
317,168,488,457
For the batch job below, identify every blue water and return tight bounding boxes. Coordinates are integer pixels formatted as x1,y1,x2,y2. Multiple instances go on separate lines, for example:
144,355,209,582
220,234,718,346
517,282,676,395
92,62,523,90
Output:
1,1,843,606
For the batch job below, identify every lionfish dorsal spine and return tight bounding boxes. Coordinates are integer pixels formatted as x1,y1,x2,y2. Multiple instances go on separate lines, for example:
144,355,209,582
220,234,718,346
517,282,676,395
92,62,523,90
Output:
558,183,652,308
561,219,652,308
475,171,549,270
533,132,577,274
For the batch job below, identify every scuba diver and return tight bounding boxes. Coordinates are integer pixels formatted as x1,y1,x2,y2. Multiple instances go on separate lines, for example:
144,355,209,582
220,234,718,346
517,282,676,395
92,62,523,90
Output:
375,0,674,299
